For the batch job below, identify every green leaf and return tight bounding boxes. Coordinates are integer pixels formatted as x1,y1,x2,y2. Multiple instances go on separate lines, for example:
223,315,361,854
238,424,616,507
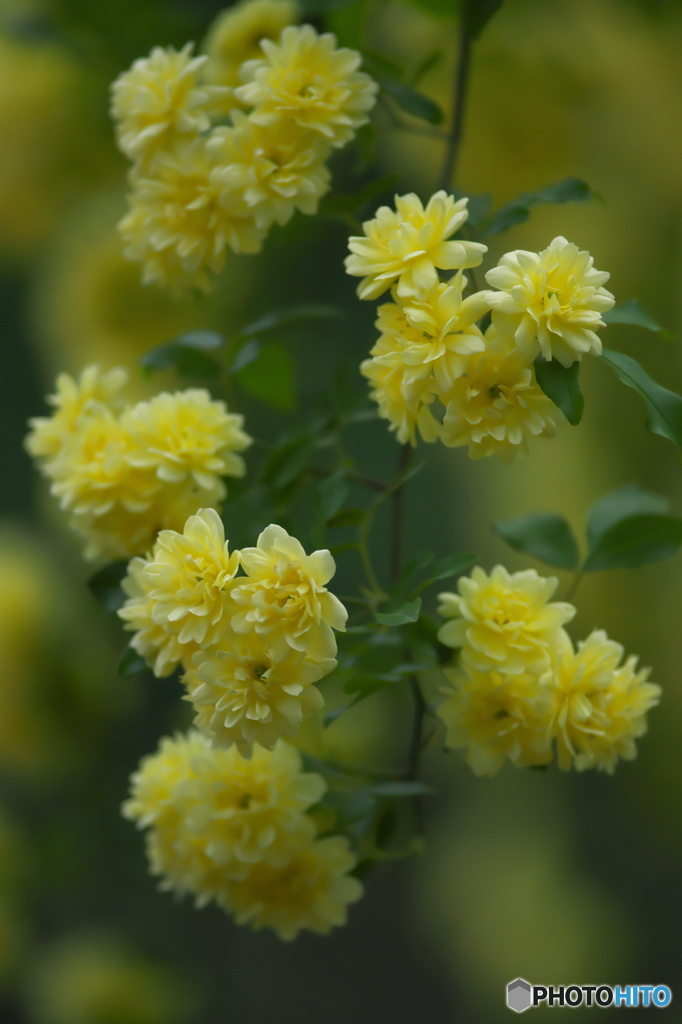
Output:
599,348,682,446
318,469,349,522
369,780,432,797
584,513,682,572
379,78,445,125
241,305,342,337
118,646,147,678
494,513,580,570
327,507,367,529
586,484,669,550
603,299,670,337
410,49,444,86
463,0,504,39
322,788,376,827
481,178,593,239
261,435,316,491
234,342,295,410
229,338,261,373
139,337,222,378
87,561,128,612
534,357,584,425
376,597,422,627
413,553,479,592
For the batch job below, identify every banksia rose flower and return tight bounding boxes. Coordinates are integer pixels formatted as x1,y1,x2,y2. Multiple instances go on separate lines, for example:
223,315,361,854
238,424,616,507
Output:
485,236,615,367
345,192,487,301
235,25,377,148
438,565,576,676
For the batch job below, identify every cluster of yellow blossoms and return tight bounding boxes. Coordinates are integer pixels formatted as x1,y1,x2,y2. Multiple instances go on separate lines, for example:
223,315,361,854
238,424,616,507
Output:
124,733,362,940
119,509,356,937
26,367,250,561
436,565,661,775
348,193,615,461
111,0,378,292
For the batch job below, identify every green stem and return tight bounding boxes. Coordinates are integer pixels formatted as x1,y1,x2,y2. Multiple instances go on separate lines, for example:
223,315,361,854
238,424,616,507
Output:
564,566,586,603
438,9,473,192
390,444,411,582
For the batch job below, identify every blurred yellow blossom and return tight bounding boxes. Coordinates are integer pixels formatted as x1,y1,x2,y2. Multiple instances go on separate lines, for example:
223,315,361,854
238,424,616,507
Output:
485,236,615,367
111,44,229,170
124,733,324,893
235,25,377,147
119,509,240,677
437,664,554,776
209,114,331,229
438,565,575,675
185,633,331,753
439,328,565,462
222,833,363,940
232,525,348,662
345,192,487,301
203,0,301,90
546,629,660,773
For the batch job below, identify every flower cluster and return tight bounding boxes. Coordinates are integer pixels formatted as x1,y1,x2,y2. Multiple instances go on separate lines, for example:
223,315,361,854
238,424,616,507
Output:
119,511,347,753
124,732,363,939
112,6,378,292
436,565,661,775
349,193,615,460
25,367,251,561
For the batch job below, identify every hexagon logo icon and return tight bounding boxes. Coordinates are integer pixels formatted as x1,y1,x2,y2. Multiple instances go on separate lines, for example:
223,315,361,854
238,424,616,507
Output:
507,978,532,1013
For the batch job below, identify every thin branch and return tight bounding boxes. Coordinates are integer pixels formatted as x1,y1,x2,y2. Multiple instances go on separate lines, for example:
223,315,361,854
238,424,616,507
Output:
438,15,473,192
390,444,411,583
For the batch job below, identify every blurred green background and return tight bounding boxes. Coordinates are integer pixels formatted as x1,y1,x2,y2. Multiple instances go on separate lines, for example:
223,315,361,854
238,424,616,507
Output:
1,0,681,1020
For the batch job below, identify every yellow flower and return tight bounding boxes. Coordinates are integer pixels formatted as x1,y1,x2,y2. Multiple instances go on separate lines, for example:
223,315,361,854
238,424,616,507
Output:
203,0,301,91
234,25,377,148
438,565,575,675
222,834,363,940
439,328,564,462
123,734,325,894
546,630,661,773
123,388,251,490
485,236,615,367
345,192,487,301
111,44,228,169
185,633,332,752
377,278,489,391
118,509,240,677
119,139,266,294
25,365,127,462
231,525,348,662
437,664,554,776
209,113,331,229
360,329,442,447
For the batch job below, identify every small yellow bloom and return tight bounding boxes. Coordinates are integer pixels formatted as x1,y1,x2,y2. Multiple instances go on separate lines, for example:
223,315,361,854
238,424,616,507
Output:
185,633,332,752
438,664,554,776
235,25,377,148
485,236,615,367
118,509,239,677
123,733,325,894
119,139,266,294
231,525,348,662
345,192,487,301
209,113,331,229
111,44,228,169
123,388,251,490
439,328,564,462
360,329,442,447
438,565,575,676
222,834,363,940
546,630,661,773
25,365,127,462
204,0,301,90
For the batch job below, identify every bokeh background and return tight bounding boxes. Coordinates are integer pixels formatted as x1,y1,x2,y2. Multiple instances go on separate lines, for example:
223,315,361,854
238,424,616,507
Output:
1,0,681,1020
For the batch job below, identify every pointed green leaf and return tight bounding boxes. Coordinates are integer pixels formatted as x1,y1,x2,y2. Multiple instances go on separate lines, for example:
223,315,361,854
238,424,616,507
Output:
327,507,367,529
379,78,445,125
414,553,479,591
603,300,669,337
481,178,593,239
318,469,349,522
376,597,422,627
599,348,682,446
260,435,315,490
464,0,504,39
139,341,222,377
322,788,377,827
87,561,128,612
241,305,342,337
534,357,584,425
118,646,147,678
234,342,295,410
494,513,580,570
586,484,669,549
369,780,433,797
584,513,682,571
